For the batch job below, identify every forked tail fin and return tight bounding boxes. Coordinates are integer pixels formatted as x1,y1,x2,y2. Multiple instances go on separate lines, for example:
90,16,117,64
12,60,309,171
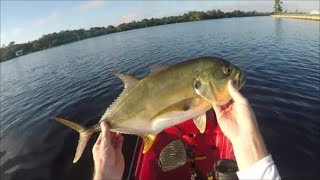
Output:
53,117,93,163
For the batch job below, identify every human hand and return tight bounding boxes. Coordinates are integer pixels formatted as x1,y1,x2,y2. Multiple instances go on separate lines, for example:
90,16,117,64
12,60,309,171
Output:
213,80,268,171
92,121,124,180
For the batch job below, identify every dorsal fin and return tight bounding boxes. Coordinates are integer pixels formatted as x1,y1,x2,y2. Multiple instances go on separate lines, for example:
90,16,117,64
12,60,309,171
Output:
114,73,139,90
149,64,169,74
101,73,139,120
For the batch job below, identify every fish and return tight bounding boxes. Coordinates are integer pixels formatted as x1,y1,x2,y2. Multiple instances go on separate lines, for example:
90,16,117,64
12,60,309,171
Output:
53,57,245,163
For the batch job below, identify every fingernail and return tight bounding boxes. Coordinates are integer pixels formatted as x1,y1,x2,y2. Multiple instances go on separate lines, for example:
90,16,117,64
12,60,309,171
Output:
101,121,106,129
229,80,236,89
116,132,122,136
229,80,234,85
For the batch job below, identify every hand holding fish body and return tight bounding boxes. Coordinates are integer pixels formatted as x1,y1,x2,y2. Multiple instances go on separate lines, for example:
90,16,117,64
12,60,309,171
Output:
53,57,245,163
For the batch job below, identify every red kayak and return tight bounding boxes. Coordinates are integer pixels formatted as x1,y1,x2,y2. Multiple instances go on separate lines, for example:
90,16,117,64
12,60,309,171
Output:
134,109,236,180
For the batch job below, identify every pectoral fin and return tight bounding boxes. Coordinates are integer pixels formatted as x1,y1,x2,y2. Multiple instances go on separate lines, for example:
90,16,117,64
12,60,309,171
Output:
141,134,157,153
193,114,207,133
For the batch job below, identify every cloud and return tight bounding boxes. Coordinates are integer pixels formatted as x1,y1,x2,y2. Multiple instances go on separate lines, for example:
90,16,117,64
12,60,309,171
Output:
1,10,61,44
78,0,105,12
35,11,60,26
121,12,138,23
119,2,159,24
5,27,23,44
118,1,227,25
12,28,22,37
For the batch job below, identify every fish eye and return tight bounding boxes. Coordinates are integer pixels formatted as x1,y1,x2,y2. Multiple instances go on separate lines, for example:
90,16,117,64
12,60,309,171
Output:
194,81,201,89
223,67,232,75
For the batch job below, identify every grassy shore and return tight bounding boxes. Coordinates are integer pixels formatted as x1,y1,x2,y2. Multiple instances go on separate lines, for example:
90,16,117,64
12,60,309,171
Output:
272,14,320,21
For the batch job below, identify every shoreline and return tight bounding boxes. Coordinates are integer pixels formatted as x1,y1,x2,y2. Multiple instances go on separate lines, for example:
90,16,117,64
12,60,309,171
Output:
271,14,320,21
1,15,270,63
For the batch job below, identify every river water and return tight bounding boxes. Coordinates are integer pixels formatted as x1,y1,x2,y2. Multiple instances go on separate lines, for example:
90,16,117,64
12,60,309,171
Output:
1,17,319,180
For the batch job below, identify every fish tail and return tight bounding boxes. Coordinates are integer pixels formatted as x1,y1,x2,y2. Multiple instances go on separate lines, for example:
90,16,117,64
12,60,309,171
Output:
53,117,93,163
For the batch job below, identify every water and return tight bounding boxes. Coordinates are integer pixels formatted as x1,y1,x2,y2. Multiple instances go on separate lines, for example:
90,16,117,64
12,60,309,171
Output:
1,16,319,180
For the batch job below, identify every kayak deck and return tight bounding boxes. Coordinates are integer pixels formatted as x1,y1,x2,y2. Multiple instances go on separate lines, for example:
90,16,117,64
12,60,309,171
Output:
134,109,235,179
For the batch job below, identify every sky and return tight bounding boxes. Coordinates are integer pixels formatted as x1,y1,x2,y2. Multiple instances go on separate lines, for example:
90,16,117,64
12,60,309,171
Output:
1,0,319,45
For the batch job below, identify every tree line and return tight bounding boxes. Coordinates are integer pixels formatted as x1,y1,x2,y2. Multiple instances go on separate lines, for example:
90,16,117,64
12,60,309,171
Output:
0,9,270,62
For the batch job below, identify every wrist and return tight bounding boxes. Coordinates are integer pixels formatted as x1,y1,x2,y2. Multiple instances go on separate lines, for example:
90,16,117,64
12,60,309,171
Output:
93,165,123,180
94,171,122,180
93,163,107,180
232,134,268,171
93,173,104,180
93,166,105,180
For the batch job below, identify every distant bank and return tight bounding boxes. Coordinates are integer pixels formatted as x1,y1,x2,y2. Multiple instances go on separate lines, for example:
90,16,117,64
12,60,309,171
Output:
1,10,270,62
272,14,320,21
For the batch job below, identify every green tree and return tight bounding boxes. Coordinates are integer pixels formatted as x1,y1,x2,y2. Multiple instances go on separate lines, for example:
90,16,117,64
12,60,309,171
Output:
140,19,149,27
32,41,41,51
274,0,283,14
8,41,15,47
188,11,206,21
106,25,117,34
0,9,271,62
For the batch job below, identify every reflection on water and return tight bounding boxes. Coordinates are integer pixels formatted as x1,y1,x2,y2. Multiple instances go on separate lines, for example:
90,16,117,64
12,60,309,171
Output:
0,17,319,180
274,19,284,41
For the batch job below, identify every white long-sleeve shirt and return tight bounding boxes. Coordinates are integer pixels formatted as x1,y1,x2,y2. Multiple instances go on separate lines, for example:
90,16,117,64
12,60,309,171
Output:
237,155,281,180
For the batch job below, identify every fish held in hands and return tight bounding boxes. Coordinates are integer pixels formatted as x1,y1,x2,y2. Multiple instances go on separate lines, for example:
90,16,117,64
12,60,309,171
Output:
53,57,245,163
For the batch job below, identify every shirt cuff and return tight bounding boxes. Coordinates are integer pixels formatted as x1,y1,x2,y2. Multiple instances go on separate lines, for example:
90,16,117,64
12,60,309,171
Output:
236,155,281,180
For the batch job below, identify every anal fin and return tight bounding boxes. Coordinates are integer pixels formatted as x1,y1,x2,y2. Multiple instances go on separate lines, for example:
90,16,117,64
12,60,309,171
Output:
141,134,157,153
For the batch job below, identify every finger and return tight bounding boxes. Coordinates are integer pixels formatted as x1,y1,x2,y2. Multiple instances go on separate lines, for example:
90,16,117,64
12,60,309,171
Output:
115,135,124,151
112,133,122,145
110,132,117,144
113,135,123,145
93,133,102,152
212,104,223,119
101,121,111,147
115,132,123,140
212,103,222,114
95,133,102,145
115,134,123,143
110,131,116,139
116,132,122,136
112,133,122,146
227,80,247,104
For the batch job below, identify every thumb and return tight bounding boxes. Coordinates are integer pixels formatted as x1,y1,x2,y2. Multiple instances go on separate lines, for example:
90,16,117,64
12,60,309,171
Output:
101,121,111,148
227,80,247,104
212,103,222,115
94,133,102,146
92,133,102,153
